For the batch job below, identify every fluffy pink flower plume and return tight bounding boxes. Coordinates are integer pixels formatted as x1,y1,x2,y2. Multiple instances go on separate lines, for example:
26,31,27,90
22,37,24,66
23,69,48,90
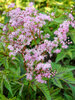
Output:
29,2,34,7
8,3,15,8
69,13,74,21
51,12,55,16
0,3,75,83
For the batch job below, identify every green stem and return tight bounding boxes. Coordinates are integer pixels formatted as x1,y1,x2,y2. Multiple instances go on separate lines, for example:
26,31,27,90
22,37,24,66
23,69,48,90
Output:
16,74,26,81
28,81,31,100
48,79,50,89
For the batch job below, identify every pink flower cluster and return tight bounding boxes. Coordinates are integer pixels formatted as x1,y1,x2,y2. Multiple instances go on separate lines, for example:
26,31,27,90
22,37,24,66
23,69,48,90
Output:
54,13,75,48
0,3,75,83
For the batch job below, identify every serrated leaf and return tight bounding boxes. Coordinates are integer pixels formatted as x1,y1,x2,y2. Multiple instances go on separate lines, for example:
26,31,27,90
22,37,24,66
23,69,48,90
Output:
51,62,75,75
52,78,63,88
58,73,75,84
50,88,60,96
51,62,75,86
36,83,51,100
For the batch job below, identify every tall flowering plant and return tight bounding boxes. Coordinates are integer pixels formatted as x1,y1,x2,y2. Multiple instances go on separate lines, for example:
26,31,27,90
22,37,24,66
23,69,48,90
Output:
0,2,75,100
0,2,75,83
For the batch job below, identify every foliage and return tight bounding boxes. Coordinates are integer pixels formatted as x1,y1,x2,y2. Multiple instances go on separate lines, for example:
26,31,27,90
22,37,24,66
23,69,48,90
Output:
0,1,75,100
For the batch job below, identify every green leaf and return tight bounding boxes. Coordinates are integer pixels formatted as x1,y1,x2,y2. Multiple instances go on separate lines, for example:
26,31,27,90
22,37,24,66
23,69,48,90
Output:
52,95,65,100
36,83,51,100
50,88,60,96
10,82,21,96
69,29,75,44
0,94,16,100
58,72,75,84
0,56,9,69
19,84,24,96
31,40,35,46
55,51,66,63
0,78,3,94
0,42,5,51
52,78,63,88
8,25,14,32
66,51,72,59
69,84,75,99
51,62,75,86
36,38,40,44
31,83,36,91
51,62,75,74
64,92,73,100
0,29,3,33
54,16,66,24
4,16,10,24
9,97,17,100
16,54,25,75
0,94,8,100
4,57,9,69
35,0,45,2
3,75,13,96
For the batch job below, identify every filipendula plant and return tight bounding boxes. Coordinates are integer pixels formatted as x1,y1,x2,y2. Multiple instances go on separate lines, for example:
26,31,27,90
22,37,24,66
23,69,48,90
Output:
0,2,75,100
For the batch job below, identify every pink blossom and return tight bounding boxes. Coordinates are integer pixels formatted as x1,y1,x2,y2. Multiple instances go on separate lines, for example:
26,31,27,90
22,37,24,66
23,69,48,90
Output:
3,26,7,31
29,2,34,7
8,45,14,50
69,13,74,21
44,33,50,38
9,52,16,56
51,12,55,16
26,73,32,80
8,3,15,8
54,49,61,54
